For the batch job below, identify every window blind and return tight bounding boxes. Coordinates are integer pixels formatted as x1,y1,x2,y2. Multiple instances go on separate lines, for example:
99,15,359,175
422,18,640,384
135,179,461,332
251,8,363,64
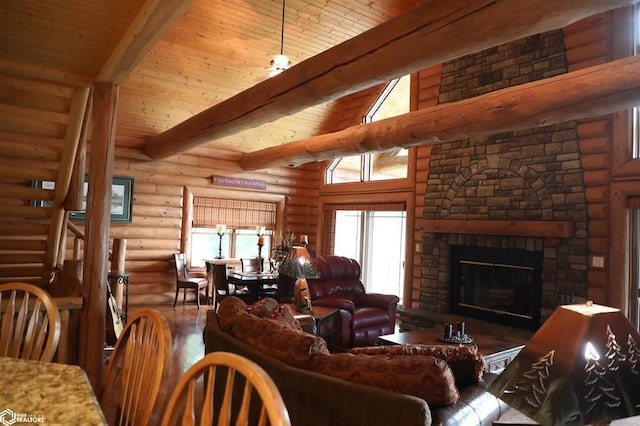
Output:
193,198,276,228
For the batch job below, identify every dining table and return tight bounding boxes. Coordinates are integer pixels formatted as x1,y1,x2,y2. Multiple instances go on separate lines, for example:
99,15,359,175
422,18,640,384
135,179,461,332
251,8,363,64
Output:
227,270,279,300
0,356,106,425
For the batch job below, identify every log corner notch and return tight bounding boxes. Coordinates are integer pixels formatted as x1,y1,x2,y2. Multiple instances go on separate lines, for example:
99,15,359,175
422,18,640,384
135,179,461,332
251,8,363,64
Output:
141,0,638,163
240,55,640,170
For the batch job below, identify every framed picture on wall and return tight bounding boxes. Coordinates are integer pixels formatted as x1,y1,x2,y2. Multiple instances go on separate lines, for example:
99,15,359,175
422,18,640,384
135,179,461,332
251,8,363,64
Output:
32,175,134,223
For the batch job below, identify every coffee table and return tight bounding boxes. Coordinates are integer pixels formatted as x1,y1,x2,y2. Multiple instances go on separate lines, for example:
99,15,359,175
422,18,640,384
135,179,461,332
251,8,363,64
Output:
378,329,525,373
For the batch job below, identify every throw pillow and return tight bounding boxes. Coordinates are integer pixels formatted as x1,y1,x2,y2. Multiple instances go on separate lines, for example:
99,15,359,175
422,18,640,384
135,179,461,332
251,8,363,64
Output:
263,304,303,331
217,296,249,331
247,297,279,317
349,344,484,387
231,309,329,368
307,352,459,406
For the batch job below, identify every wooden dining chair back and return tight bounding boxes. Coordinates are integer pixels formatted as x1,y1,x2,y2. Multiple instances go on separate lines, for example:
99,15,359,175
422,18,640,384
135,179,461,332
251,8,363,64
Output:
173,253,209,309
240,258,262,273
161,351,291,426
212,263,253,308
101,308,172,426
0,281,61,362
241,258,278,300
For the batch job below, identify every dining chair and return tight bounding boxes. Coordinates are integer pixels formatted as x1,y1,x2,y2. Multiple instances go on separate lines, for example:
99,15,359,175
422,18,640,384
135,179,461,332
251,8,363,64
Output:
240,257,262,273
240,258,278,299
173,253,209,309
212,263,253,309
161,351,291,426
0,281,61,362
101,307,172,426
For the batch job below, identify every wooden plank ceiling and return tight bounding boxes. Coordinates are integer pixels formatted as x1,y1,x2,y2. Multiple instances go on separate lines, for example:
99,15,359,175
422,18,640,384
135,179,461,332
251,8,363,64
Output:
0,0,421,155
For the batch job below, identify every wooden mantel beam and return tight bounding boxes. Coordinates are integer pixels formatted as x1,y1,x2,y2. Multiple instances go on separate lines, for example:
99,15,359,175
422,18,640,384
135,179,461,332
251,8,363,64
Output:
240,55,640,170
418,219,575,239
143,0,637,160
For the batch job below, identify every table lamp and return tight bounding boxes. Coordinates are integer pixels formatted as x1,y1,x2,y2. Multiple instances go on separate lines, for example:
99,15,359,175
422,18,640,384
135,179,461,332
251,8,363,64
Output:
278,246,318,312
488,301,640,425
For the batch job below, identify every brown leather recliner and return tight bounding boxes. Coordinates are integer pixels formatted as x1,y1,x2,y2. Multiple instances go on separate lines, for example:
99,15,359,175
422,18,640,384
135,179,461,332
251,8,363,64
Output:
307,255,399,348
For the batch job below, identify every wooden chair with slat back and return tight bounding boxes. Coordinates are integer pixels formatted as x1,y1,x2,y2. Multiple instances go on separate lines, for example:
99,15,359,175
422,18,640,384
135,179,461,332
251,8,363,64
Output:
173,253,209,309
0,281,61,362
101,308,173,426
161,351,291,426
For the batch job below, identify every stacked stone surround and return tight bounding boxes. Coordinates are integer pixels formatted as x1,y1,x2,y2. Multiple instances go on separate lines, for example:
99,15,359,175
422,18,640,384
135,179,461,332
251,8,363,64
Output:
419,30,588,325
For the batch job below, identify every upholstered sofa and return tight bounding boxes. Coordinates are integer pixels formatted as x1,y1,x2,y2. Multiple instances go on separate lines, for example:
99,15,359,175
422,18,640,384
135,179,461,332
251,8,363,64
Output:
307,255,399,348
204,296,509,426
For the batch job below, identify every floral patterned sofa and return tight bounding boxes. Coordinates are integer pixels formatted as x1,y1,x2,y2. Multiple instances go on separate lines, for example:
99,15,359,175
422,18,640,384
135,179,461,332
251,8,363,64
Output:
204,296,509,426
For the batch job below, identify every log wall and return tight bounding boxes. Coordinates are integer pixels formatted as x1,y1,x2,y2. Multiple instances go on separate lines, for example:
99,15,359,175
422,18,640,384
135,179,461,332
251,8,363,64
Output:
563,11,615,304
70,141,320,305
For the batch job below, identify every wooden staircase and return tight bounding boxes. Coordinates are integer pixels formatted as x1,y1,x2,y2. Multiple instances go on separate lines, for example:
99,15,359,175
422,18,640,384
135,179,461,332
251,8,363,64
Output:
0,74,90,286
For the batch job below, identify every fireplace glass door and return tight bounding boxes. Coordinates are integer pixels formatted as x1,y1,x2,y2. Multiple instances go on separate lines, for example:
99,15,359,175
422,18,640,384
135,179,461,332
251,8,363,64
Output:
450,245,542,330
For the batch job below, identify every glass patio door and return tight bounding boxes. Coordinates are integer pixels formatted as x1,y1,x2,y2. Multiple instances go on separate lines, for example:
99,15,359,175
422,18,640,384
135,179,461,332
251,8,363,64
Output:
333,210,406,304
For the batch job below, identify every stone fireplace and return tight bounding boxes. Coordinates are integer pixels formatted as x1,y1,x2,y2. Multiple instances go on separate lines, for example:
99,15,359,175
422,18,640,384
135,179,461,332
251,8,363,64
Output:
419,30,589,328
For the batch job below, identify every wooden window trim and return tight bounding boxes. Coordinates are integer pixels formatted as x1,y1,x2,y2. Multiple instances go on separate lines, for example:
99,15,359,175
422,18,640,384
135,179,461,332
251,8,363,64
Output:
181,186,285,263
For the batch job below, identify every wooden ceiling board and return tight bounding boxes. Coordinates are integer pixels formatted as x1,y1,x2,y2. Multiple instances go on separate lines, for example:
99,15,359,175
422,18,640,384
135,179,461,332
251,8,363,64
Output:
0,0,145,80
1,0,423,154
117,0,420,152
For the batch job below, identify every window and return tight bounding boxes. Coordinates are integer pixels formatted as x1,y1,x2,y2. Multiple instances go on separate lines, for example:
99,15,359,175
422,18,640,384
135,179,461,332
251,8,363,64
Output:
326,75,411,184
190,198,276,267
325,204,406,304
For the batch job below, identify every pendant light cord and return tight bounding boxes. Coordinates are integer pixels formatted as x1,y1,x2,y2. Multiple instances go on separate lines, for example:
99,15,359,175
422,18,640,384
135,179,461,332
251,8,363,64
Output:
280,0,286,55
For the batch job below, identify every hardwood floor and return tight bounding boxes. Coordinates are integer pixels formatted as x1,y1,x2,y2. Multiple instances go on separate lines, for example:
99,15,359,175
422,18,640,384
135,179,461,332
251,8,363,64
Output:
128,303,211,393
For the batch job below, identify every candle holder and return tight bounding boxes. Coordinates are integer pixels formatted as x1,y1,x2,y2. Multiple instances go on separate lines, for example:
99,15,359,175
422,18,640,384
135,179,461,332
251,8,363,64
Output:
257,243,264,272
257,227,265,273
215,224,226,259
437,321,473,344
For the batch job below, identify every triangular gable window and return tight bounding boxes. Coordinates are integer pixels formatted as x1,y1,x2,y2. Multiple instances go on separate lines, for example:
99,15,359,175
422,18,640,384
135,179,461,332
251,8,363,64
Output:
326,75,411,184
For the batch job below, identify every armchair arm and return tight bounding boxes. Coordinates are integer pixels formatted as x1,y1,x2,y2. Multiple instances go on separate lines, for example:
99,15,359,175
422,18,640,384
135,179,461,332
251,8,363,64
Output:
356,293,399,311
313,297,356,314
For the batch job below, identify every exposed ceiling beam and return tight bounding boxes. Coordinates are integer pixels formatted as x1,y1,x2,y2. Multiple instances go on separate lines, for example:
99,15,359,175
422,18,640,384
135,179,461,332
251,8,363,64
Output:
143,0,637,161
240,55,640,170
97,0,194,84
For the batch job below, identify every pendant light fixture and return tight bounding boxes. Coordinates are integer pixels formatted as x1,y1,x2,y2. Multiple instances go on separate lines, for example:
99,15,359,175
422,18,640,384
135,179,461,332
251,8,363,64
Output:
269,0,292,77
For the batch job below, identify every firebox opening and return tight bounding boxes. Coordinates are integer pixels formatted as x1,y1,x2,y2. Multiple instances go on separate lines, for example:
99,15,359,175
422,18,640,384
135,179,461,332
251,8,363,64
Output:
450,245,542,330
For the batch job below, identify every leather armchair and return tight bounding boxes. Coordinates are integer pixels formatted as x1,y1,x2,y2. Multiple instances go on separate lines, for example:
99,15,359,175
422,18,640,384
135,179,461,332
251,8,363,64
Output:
307,255,399,348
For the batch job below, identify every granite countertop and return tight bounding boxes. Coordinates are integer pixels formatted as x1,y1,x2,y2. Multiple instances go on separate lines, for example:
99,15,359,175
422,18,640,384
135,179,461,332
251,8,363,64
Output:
0,356,106,425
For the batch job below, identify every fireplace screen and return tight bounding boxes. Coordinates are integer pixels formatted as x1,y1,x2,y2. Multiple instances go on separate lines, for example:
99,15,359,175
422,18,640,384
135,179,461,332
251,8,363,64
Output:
450,245,542,330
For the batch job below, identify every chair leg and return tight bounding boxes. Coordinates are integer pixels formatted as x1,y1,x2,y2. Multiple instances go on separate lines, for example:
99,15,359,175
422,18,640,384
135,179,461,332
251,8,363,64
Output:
183,288,186,305
173,286,180,308
196,287,200,310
